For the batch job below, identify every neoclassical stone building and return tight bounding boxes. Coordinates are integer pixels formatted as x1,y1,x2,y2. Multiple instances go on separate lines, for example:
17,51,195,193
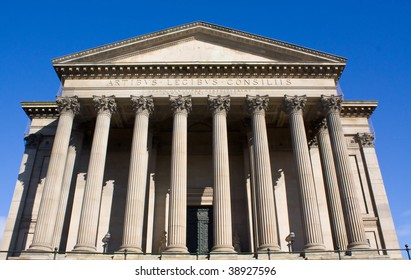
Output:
1,22,401,259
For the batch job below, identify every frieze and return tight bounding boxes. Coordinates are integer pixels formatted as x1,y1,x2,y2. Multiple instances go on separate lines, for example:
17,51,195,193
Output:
106,78,292,88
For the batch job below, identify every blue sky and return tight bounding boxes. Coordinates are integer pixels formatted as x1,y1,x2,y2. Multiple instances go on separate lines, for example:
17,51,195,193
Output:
0,0,410,256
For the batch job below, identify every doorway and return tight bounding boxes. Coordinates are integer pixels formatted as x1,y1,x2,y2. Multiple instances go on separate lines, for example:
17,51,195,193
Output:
187,206,213,254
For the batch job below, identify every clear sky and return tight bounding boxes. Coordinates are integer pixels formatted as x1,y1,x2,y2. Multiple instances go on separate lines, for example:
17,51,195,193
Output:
0,0,410,257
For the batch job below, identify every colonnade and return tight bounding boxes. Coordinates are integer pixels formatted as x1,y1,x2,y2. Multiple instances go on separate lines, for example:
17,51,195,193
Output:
28,94,369,253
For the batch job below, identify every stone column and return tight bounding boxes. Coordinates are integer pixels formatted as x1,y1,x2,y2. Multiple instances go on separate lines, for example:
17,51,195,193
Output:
315,119,348,250
52,131,84,249
29,96,80,251
321,95,369,250
164,95,191,253
74,95,117,252
245,95,280,251
119,95,154,253
208,95,235,253
283,95,325,251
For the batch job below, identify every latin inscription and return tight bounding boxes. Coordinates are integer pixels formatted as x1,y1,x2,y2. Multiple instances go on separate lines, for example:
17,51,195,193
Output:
106,78,292,87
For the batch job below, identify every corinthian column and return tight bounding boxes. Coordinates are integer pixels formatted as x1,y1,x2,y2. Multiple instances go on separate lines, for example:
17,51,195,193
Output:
283,95,325,251
74,95,117,252
321,95,369,250
208,95,235,253
315,119,348,250
119,96,154,253
52,131,84,249
246,95,280,251
164,95,191,253
29,96,80,251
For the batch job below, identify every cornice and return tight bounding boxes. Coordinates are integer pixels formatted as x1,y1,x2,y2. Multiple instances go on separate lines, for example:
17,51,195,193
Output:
341,101,377,118
54,63,345,81
21,102,59,119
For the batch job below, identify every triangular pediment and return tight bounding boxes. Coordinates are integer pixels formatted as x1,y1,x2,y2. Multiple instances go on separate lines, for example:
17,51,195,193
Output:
52,22,346,65
112,37,276,63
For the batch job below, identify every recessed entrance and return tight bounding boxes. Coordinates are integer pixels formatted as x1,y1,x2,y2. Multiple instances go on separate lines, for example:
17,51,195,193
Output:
187,206,213,254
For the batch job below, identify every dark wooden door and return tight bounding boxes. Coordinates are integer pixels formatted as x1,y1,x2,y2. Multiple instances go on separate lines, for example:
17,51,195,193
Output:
187,206,213,254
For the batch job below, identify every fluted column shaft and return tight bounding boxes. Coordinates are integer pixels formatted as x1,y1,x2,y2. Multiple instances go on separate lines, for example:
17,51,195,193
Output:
120,96,154,252
208,96,235,253
164,95,191,253
246,95,280,251
29,96,80,251
52,131,84,249
316,120,348,250
283,95,325,251
321,95,369,250
74,95,117,252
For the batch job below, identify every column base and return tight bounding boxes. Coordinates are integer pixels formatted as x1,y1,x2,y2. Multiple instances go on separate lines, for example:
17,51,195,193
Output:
117,246,143,253
304,243,326,251
163,245,189,254
347,241,370,250
72,244,97,252
258,244,281,252
211,245,236,253
27,243,53,252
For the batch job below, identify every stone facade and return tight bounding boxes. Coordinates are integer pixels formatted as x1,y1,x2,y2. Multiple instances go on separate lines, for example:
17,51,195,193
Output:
0,22,401,259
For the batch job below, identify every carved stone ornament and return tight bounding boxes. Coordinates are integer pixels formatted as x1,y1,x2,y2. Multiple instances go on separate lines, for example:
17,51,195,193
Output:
282,95,307,114
169,95,192,114
24,133,43,148
308,136,318,148
56,96,80,115
321,95,342,114
208,95,230,113
246,95,269,114
93,95,117,114
355,133,375,147
131,95,154,115
313,118,328,133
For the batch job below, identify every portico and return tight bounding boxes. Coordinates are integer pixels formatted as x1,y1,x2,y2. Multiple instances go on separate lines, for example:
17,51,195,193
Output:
1,22,401,260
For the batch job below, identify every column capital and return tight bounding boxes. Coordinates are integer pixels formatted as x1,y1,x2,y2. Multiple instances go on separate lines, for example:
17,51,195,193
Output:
355,132,375,147
313,118,328,133
282,95,307,114
246,95,269,114
56,96,80,115
170,95,192,114
93,95,117,114
321,95,342,114
208,95,230,114
24,133,43,148
131,95,154,115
